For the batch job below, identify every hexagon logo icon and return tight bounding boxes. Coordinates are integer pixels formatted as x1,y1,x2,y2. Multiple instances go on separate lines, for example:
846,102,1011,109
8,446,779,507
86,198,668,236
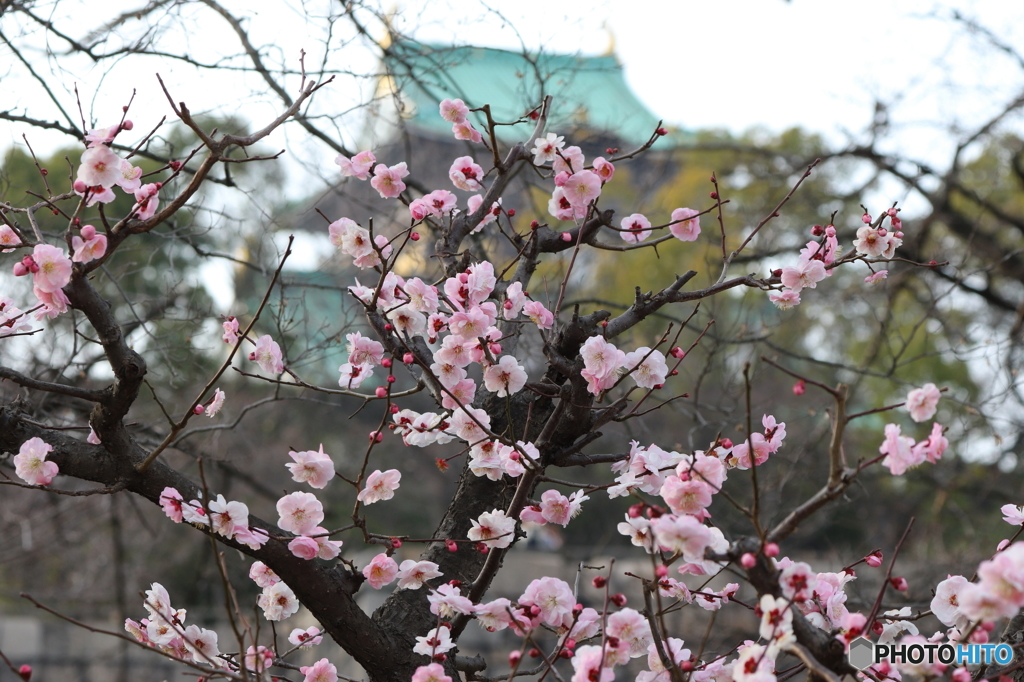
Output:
848,637,875,670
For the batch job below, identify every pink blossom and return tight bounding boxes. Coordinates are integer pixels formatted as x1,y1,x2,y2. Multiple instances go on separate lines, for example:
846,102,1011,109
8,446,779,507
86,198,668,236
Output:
439,98,469,123
336,150,376,180
729,433,771,469
31,244,72,293
931,575,970,627
132,183,161,220
363,553,399,589
650,514,711,561
483,355,528,397
0,225,21,251
413,663,452,682
769,289,801,309
70,226,107,263
249,334,284,374
235,525,270,550
287,444,336,489
466,194,500,230
181,499,208,526
249,561,280,588
593,156,615,182
552,146,585,175
346,332,384,367
115,159,143,192
623,347,668,388
413,626,455,657
208,494,248,540
521,576,575,626
864,270,888,284
244,645,274,673
879,423,922,475
1003,504,1024,526
370,162,409,199
532,132,565,165
538,489,588,526
289,536,321,560
338,362,373,389
620,213,652,243
522,300,554,329
77,145,122,188
221,317,239,344
468,509,516,548
854,225,901,259
452,121,482,143
608,608,653,658
84,124,119,147
159,487,184,523
397,560,443,590
617,515,654,551
357,469,401,504
905,383,941,422
74,183,115,207
912,422,947,464
289,626,324,647
780,259,827,291
670,207,701,241
205,388,226,417
449,156,484,191
571,645,614,682
258,581,299,620
450,406,491,443
300,659,338,682
328,217,356,247
548,187,583,221
780,561,817,601
276,491,324,535
14,437,58,486
428,583,474,618
660,477,713,518
562,170,602,208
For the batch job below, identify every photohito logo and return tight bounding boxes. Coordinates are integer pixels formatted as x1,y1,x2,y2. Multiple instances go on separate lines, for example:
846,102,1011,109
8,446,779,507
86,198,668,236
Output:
847,638,1014,670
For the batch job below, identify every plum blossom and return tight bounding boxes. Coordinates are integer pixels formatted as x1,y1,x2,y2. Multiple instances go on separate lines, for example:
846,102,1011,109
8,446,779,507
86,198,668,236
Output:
931,575,970,628
249,561,280,588
84,124,119,147
182,624,221,665
287,444,336,489
906,383,940,422
413,626,455,657
370,162,409,199
450,406,491,443
468,509,516,548
336,150,376,180
650,514,711,560
474,598,520,632
618,515,655,552
879,423,922,476
276,491,324,535
482,355,528,397
205,388,226,417
439,98,469,123
132,183,161,220
607,608,653,658
357,469,401,504
522,300,554,329
865,270,888,284
780,259,827,291
71,225,107,263
338,362,373,389
912,422,947,463
571,646,614,682
548,187,583,221
77,145,122,188
552,145,584,175
160,487,184,523
623,347,669,389
249,335,284,374
449,156,484,191
593,156,615,182
14,437,59,486
221,317,239,344
258,581,300,620
521,576,575,626
532,132,565,164
466,194,500,231
363,553,399,589
452,121,482,143
535,489,588,526
289,626,324,647
670,207,701,241
0,225,21,251
769,289,801,310
562,170,602,208
413,663,451,682
300,659,338,682
30,244,72,293
208,494,248,540
115,159,143,192
428,583,474,618
289,536,320,560
1003,504,1024,526
346,332,384,367
779,561,817,602
621,213,652,243
397,560,443,590
854,225,901,259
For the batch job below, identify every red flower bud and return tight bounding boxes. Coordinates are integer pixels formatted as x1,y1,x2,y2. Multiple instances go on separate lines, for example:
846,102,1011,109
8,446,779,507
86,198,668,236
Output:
390,537,402,548
390,404,400,413
764,542,780,558
121,120,134,131
529,648,541,658
507,209,516,217
508,650,522,666
169,161,183,171
19,664,32,681
792,379,806,396
606,148,619,155
445,539,458,552
410,232,420,241
592,576,607,588
193,404,205,415
530,220,540,229
387,375,396,383
375,387,387,398
709,191,718,199
741,552,756,568
610,593,627,607
656,127,668,136
890,576,908,591
403,353,415,364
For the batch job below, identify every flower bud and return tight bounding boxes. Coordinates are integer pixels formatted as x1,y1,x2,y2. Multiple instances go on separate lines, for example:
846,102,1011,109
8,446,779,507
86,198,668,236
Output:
811,225,824,236
530,220,540,229
18,665,32,681
741,552,756,568
13,262,28,277
432,654,447,663
73,180,88,193
507,209,516,217
387,375,396,383
764,542,780,557
121,120,134,131
610,593,627,607
561,232,572,242
375,387,387,398
670,346,685,359
169,161,183,171
446,539,458,552
792,380,806,396
193,405,205,415
655,565,668,578
592,576,607,588
477,542,489,554
80,224,97,239
554,171,569,187
825,224,836,237
889,576,908,591
390,537,402,548
862,213,872,224
381,358,392,368
607,148,619,155
508,650,522,666
529,648,541,659
656,127,668,136
865,550,883,567
709,191,718,199
369,430,383,442
558,649,573,659
410,232,420,241
390,404,400,414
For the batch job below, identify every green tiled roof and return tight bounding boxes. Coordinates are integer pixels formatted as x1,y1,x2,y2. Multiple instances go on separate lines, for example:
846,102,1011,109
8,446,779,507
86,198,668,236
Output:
384,41,681,147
